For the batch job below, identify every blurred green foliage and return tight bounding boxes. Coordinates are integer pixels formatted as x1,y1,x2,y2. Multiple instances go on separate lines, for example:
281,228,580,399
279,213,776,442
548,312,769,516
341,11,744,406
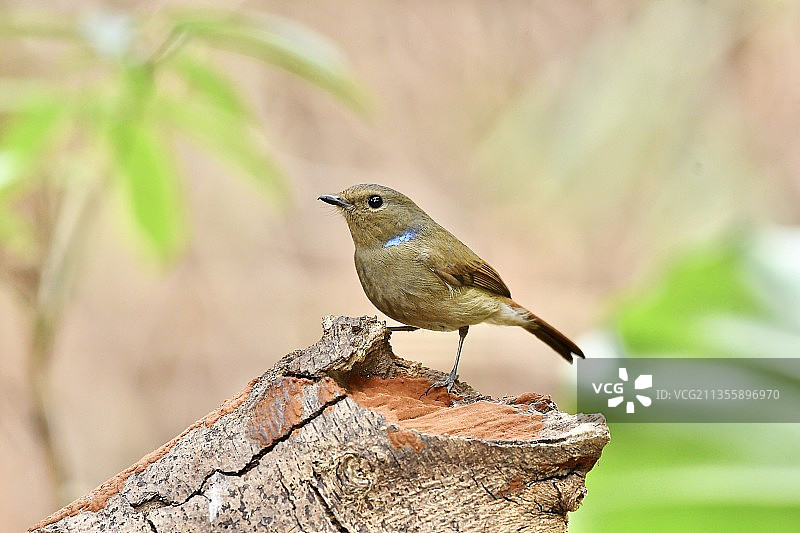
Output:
0,7,367,504
573,229,800,533
617,234,771,356
0,8,366,259
573,423,800,532
470,3,800,525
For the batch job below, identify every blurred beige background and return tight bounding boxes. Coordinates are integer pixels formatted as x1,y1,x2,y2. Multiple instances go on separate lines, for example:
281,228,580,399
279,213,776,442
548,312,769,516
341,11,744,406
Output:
2,1,800,530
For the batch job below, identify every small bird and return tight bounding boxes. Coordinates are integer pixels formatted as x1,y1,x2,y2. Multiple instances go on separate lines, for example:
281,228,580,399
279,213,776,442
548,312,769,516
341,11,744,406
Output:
319,184,584,392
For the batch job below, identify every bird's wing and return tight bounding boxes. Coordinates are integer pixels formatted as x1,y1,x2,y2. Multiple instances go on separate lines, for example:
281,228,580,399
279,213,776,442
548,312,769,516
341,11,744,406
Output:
422,230,512,298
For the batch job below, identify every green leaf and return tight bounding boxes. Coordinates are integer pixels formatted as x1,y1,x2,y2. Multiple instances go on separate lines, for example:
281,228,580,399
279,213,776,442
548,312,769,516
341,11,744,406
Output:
168,53,251,118
615,238,765,355
107,118,184,258
153,94,286,201
571,423,800,533
0,99,65,194
587,230,800,532
168,10,369,112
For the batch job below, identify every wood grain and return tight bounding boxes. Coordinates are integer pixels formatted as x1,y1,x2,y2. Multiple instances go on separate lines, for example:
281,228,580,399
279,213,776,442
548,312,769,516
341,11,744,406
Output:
30,316,609,533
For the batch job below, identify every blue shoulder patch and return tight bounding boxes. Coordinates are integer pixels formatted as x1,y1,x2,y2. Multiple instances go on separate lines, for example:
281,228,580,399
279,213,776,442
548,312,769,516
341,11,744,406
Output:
383,228,417,248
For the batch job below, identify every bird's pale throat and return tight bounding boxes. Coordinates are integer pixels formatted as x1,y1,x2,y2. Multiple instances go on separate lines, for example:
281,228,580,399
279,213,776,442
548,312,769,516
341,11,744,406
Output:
383,228,418,248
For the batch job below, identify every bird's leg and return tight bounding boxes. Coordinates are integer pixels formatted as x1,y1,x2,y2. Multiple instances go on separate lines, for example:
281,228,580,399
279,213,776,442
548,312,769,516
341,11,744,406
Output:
426,326,469,395
387,325,420,332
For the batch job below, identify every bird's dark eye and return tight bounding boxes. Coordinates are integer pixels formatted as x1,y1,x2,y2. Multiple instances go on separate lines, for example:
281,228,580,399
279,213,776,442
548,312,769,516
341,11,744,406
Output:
367,195,383,209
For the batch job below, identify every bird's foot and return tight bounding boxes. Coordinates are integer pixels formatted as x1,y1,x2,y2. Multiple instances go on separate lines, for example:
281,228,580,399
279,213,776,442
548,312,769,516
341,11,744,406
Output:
424,371,458,396
387,325,420,332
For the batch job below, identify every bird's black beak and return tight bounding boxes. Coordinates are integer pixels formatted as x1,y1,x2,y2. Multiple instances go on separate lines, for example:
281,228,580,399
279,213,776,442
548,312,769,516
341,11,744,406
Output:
318,194,352,208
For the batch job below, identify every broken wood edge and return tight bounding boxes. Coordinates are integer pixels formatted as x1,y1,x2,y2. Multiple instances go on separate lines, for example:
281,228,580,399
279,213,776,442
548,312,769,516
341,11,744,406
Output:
29,376,261,531
30,315,610,531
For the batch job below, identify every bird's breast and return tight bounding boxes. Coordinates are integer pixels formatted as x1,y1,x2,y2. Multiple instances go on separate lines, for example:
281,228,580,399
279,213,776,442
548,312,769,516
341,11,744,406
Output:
353,245,500,331
354,245,442,327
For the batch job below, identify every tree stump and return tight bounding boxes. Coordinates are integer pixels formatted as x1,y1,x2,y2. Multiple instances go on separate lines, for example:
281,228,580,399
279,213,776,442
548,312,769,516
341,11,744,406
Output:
30,316,609,533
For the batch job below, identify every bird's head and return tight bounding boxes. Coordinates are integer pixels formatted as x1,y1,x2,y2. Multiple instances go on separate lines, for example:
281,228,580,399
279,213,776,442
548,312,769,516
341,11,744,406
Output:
319,184,429,248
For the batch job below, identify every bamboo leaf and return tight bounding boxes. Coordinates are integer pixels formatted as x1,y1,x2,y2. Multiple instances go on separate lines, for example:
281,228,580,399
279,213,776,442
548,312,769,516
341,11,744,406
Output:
0,99,65,194
168,10,369,112
168,53,251,118
107,118,184,258
153,94,286,200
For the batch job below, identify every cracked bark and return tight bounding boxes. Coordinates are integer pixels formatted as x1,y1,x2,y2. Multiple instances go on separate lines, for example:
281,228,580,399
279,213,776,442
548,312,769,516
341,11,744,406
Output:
29,315,610,533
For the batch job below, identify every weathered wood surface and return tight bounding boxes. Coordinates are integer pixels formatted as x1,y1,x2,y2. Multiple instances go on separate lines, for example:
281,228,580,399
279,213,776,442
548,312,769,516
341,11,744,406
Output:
30,316,610,533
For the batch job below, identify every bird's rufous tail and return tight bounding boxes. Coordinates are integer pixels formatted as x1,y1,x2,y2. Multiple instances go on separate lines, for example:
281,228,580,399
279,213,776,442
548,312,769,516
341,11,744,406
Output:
516,305,584,363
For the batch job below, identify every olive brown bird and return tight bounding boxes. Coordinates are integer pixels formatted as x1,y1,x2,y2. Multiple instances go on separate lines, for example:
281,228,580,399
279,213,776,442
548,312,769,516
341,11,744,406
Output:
319,184,584,392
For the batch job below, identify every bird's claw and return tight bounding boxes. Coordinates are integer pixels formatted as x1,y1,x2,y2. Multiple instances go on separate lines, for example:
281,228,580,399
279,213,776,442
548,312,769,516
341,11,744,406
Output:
424,373,458,396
